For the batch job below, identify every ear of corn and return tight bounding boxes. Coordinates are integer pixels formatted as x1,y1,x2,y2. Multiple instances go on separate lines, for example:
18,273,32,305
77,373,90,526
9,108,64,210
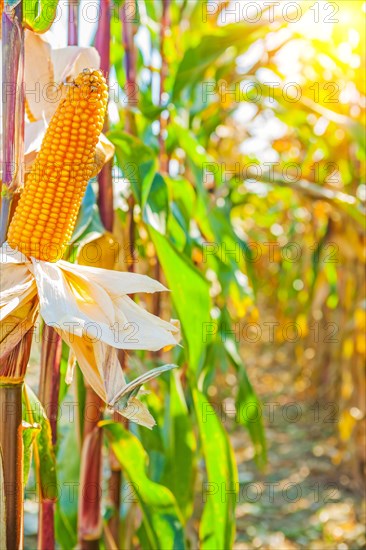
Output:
8,69,108,262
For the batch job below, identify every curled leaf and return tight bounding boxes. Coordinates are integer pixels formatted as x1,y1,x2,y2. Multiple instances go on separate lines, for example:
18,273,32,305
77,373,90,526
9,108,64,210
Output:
23,0,60,34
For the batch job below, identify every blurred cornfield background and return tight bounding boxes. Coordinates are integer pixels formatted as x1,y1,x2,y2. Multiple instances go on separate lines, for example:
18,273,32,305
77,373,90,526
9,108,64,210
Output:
2,0,365,549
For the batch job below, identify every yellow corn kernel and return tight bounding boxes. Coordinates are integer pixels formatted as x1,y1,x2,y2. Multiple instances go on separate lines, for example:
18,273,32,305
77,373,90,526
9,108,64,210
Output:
8,69,108,262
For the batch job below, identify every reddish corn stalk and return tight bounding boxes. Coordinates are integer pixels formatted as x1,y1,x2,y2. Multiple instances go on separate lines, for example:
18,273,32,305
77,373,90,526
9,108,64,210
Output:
0,5,26,550
39,326,62,445
0,328,33,550
107,452,122,543
0,384,24,550
68,0,79,46
121,2,138,273
37,325,62,550
158,0,171,175
78,388,104,550
39,501,56,550
95,0,114,232
153,0,171,322
1,4,24,244
122,2,138,137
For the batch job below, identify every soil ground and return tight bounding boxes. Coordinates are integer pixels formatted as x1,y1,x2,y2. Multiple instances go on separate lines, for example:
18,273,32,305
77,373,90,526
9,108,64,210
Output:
231,346,366,550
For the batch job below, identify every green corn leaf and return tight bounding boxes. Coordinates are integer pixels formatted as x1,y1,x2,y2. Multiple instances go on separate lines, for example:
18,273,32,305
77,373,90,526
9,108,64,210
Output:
71,181,104,245
224,337,267,467
192,388,238,549
23,385,57,501
173,22,268,98
23,0,60,33
162,371,196,522
22,420,40,486
55,424,80,550
108,130,157,204
102,421,186,550
58,341,72,405
149,227,212,372
143,173,170,234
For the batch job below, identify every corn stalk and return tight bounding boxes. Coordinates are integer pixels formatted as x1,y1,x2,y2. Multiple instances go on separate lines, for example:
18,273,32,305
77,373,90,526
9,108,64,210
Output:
67,0,79,46
93,6,140,546
153,0,171,322
0,5,26,550
96,0,113,232
78,389,104,550
122,1,137,273
0,384,24,550
37,325,62,550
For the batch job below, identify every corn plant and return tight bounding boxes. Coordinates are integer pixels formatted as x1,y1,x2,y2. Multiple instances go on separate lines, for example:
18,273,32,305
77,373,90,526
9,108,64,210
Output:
1,1,365,549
